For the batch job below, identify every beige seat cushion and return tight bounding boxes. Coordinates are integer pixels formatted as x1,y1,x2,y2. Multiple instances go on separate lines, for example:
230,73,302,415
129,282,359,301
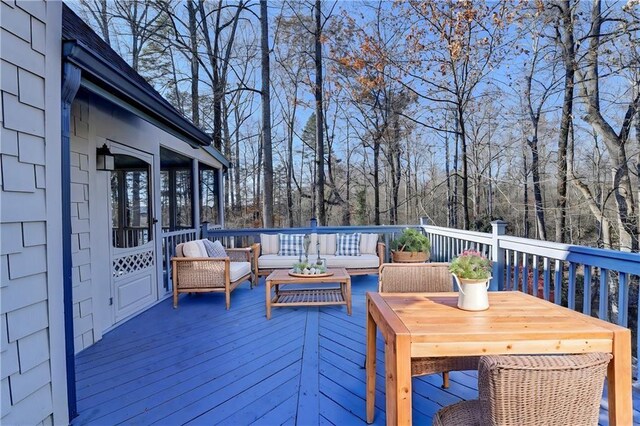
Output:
229,261,252,282
318,234,337,255
360,233,379,255
182,240,207,257
324,254,379,269
260,234,279,255
258,255,320,269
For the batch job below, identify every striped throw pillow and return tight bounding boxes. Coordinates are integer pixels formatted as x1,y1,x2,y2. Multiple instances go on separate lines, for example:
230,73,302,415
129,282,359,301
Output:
336,233,361,256
278,233,304,256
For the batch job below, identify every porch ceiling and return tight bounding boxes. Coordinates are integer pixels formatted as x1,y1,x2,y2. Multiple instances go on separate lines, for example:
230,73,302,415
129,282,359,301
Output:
72,275,637,425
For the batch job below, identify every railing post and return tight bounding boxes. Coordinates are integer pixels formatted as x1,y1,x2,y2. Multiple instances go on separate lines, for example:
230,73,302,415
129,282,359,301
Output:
200,222,208,240
490,220,507,291
420,217,430,226
310,217,318,230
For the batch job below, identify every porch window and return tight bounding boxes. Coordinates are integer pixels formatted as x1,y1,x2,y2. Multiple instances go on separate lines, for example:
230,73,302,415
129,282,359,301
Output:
111,155,152,248
200,164,219,225
160,148,193,231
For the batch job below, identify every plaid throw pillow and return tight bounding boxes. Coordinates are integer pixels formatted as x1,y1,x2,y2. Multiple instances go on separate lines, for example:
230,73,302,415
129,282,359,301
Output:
336,233,361,256
278,233,304,256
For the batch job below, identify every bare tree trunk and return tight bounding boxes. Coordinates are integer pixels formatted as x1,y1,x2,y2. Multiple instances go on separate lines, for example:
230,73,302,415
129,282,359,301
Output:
373,138,381,225
286,99,297,227
187,0,199,126
453,116,459,228
523,150,530,238
260,0,273,227
314,0,326,225
445,123,453,227
344,127,352,225
555,0,574,244
81,0,111,46
458,105,471,230
578,0,639,251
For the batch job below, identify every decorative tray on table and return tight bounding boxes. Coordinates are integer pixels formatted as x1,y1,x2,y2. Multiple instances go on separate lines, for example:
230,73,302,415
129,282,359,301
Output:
289,261,333,278
288,271,334,278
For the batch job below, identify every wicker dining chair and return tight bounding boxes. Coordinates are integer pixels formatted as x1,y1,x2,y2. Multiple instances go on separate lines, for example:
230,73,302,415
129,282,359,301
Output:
432,352,612,426
377,263,480,389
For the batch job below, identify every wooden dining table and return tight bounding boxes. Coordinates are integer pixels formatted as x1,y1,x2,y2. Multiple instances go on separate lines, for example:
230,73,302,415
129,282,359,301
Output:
366,291,632,425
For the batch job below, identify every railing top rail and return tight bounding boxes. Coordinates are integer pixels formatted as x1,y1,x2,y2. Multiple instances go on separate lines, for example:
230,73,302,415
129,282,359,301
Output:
161,228,198,238
499,235,640,275
203,224,420,237
421,225,493,244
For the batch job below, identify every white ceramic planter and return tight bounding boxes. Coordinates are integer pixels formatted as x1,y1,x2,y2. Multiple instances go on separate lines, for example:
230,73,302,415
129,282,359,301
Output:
453,274,491,311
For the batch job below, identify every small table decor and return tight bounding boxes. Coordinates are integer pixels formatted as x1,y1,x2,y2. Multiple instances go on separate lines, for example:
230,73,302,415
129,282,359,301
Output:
449,250,492,311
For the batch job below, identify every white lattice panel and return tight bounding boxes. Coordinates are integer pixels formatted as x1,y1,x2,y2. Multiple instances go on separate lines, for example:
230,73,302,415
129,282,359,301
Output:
113,250,155,277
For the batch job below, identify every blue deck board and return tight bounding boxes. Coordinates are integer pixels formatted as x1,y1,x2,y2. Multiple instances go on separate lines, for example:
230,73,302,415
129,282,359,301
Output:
72,275,637,425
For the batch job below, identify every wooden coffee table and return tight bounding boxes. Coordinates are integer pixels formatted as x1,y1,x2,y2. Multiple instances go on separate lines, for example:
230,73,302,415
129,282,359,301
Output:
265,268,351,319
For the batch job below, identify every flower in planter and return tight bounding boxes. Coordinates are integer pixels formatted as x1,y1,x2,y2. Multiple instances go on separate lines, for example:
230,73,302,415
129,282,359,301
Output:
449,250,492,280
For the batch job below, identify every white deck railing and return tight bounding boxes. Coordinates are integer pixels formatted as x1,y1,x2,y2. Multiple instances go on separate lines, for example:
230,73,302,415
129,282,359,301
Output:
421,219,640,372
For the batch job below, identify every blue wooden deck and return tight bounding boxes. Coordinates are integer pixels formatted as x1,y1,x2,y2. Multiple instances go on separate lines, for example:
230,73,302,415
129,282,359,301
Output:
73,275,639,425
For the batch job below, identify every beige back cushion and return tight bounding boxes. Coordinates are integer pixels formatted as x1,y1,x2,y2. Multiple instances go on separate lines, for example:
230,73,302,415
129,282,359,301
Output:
318,234,337,255
182,240,207,257
260,233,279,255
360,233,379,255
175,243,185,257
309,233,318,255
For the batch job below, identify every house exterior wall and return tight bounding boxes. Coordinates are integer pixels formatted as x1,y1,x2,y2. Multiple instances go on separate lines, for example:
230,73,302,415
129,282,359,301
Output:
0,1,68,424
70,101,94,352
70,90,223,352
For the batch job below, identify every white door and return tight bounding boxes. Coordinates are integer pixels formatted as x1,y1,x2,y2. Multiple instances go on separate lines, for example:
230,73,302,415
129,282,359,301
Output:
109,144,158,323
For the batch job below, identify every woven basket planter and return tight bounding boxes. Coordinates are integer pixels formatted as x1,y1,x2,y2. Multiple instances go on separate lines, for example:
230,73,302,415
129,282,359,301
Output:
391,250,429,263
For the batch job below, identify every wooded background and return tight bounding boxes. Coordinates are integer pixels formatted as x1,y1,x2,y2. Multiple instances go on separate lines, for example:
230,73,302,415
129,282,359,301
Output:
70,0,640,252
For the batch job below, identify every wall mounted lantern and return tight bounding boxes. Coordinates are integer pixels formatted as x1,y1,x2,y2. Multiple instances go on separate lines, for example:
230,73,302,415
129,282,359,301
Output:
96,144,115,171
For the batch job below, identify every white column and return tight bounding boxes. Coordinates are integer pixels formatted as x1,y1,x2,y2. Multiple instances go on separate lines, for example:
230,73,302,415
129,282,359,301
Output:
192,159,200,232
217,167,225,227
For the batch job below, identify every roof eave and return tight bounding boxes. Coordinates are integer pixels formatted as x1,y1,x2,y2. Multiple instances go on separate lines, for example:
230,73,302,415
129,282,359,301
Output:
62,41,214,150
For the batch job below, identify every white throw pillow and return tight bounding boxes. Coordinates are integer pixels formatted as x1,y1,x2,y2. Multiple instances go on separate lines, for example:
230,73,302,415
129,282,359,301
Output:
182,240,207,257
318,234,337,255
260,233,279,255
360,233,378,255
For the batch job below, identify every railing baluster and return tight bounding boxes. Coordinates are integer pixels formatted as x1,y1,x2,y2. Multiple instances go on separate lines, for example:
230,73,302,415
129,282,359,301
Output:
599,268,609,321
554,260,562,305
583,265,592,315
543,257,550,301
522,253,529,295
513,251,520,292
568,262,576,310
505,249,512,290
532,255,539,298
617,272,629,327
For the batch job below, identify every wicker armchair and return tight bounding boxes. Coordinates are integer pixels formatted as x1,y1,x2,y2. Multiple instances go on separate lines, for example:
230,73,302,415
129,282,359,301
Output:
171,242,259,310
377,263,480,388
433,353,612,426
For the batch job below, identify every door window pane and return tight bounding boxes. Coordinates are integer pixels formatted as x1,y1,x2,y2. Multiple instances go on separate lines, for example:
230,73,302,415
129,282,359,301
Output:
111,155,152,248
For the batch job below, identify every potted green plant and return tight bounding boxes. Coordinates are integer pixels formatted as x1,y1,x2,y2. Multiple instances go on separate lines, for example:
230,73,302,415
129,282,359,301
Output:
390,228,431,263
449,250,492,311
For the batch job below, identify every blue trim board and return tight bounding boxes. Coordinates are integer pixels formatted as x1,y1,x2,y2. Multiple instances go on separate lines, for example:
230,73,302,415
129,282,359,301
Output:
62,61,82,421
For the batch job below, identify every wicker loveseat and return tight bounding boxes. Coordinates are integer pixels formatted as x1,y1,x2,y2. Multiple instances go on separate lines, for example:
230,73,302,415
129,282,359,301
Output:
255,233,385,277
171,240,258,309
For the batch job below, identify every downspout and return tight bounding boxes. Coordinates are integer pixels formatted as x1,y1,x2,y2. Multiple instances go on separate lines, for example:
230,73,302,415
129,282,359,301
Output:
61,61,81,420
